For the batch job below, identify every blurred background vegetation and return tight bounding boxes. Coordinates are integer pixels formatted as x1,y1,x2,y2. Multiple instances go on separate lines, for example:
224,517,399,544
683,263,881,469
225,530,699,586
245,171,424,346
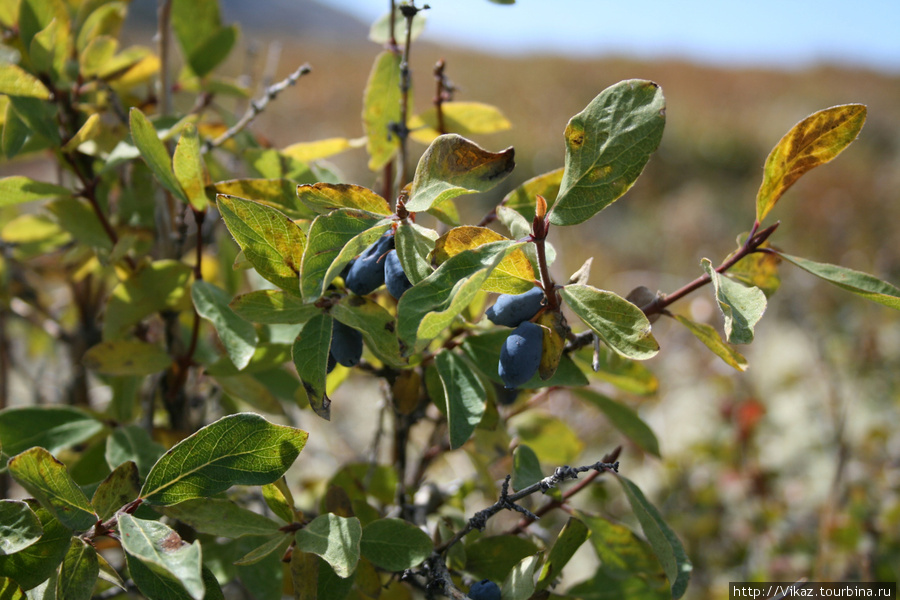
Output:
3,0,899,597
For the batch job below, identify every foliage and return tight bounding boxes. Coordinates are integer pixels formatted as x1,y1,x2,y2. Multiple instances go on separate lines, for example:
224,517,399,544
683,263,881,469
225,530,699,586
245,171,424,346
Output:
0,1,896,599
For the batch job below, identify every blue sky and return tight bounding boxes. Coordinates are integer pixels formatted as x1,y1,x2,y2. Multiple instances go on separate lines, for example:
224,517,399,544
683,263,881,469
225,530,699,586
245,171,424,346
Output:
320,0,900,72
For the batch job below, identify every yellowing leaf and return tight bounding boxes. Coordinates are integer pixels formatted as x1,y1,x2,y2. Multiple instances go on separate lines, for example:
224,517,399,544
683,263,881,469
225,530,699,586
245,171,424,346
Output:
173,123,209,211
213,178,316,220
432,226,534,294
62,113,103,153
363,51,402,171
409,102,511,144
0,176,72,207
282,137,364,162
536,309,566,381
83,340,173,375
673,315,748,372
756,104,866,222
0,63,51,99
297,183,391,216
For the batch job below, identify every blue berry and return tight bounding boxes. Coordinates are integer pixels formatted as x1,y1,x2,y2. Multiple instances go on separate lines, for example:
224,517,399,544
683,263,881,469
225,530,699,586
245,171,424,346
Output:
330,320,363,367
384,249,413,299
345,235,394,295
486,287,544,327
468,580,501,600
498,321,542,389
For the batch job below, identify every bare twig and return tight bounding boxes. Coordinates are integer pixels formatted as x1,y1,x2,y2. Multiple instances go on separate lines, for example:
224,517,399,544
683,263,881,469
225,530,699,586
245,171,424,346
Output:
204,63,312,152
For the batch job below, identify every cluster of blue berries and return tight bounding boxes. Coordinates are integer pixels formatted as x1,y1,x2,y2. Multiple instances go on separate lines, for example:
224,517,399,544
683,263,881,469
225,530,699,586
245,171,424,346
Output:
467,579,501,600
344,233,412,300
486,287,545,389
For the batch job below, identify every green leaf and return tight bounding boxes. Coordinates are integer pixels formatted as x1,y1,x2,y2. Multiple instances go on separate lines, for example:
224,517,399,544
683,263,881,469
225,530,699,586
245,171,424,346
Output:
398,241,523,355
502,168,564,223
776,252,900,310
0,503,71,591
125,554,222,600
436,351,486,449
701,258,767,344
0,176,71,207
368,9,426,45
0,63,51,99
729,247,781,298
409,101,511,144
617,476,692,599
296,183,392,216
579,348,658,395
217,194,307,293
0,406,103,458
536,516,590,591
406,134,515,213
673,314,748,372
0,501,43,556
756,104,866,222
299,209,390,301
432,227,535,294
0,577,25,599
173,123,209,211
234,533,292,566
212,179,316,220
362,51,402,171
83,340,172,375
512,413,584,465
465,536,538,582
171,0,221,58
511,444,542,492
8,96,59,144
186,24,237,78
129,108,189,204
91,461,141,521
295,514,362,578
105,425,165,476
45,198,113,251
394,221,437,285
292,314,333,420
560,284,659,359
103,260,193,340
56,539,98,600
574,389,660,457
549,80,665,226
262,480,296,524
75,1,125,51
230,290,320,324
8,448,97,531
139,413,308,505
119,515,205,600
162,498,281,539
359,518,432,572
2,102,30,159
192,280,258,370
501,553,540,600
331,296,404,367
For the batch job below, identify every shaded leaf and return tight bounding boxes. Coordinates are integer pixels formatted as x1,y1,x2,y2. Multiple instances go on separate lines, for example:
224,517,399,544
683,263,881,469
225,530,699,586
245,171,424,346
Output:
536,517,590,591
105,425,165,477
0,63,50,99
292,313,333,420
511,444,542,492
125,553,222,600
296,183,391,216
186,24,237,78
560,284,659,359
103,260,193,339
574,389,660,457
0,503,71,591
45,198,113,251
409,102,511,144
0,406,103,458
617,477,692,599
0,176,71,207
7,448,98,531
673,315,748,372
536,309,566,381
234,533,291,566
230,289,320,324
757,104,866,222
91,461,141,521
406,134,515,212
192,280,258,370
701,258,766,344
777,252,900,310
0,578,25,599
217,194,307,293
363,51,402,171
432,227,534,294
56,539,98,600
8,96,59,144
295,514,362,578
129,108,188,204
173,123,209,211
332,296,404,367
465,536,538,583
436,351,486,449
162,498,281,539
0,501,42,556
359,518,432,572
83,340,172,376
729,246,781,298
140,413,308,505
119,515,204,600
549,80,665,225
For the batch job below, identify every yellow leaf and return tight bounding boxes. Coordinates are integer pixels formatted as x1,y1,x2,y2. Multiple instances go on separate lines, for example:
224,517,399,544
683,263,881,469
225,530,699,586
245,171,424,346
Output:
409,102,511,144
282,137,365,162
433,226,534,294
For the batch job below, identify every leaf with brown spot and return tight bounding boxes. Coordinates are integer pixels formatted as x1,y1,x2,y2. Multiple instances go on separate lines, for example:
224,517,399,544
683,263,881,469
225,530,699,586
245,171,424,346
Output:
297,183,392,216
432,226,535,294
405,134,515,212
756,104,866,222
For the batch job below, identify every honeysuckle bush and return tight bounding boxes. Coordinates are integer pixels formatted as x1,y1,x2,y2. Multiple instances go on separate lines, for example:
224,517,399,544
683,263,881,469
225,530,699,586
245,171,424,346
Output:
0,0,898,599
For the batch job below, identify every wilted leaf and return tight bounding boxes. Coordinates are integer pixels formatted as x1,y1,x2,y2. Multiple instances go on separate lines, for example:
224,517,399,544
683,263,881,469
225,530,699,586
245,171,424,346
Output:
363,51,402,171
406,134,515,212
296,183,391,216
432,227,535,294
192,280,258,370
140,413,308,505
83,340,172,375
673,315,748,372
292,314,333,420
701,258,766,344
436,351,486,449
409,102,511,144
295,514,362,578
776,252,900,310
359,518,432,572
560,284,659,359
549,80,665,226
756,104,866,222
574,389,660,457
536,309,566,380
119,515,204,600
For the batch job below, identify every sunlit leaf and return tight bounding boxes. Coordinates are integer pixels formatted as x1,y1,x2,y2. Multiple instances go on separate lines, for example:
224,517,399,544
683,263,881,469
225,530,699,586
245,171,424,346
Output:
0,501,43,556
212,178,317,220
292,314,333,420
511,444,542,492
61,113,102,153
140,413,308,505
502,168,564,223
436,351,486,449
0,63,50,99
0,577,25,599
394,220,437,285
363,51,402,171
549,80,665,226
129,108,189,204
776,252,900,310
296,183,391,216
173,123,209,211
295,514,362,578
756,104,866,222
512,412,583,465
536,517,590,591
0,503,70,591
560,284,659,359
359,518,432,572
729,245,781,298
192,280,258,370
0,176,71,207
701,258,766,344
673,315,748,372
83,340,172,375
229,289,320,324
501,553,540,600
574,389,660,457
406,134,515,212
217,194,307,293
8,448,98,531
119,515,204,600
432,227,535,294
282,137,363,162
103,260,193,340
409,102,512,144
616,476,692,599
